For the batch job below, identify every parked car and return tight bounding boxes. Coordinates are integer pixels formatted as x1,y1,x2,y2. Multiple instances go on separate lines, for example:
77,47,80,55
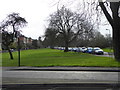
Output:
72,47,79,52
92,47,104,55
61,47,65,50
68,47,73,51
81,47,87,53
85,47,93,54
76,47,81,52
10,49,14,52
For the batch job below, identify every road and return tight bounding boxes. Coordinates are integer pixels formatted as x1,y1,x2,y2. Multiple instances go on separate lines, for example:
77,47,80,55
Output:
94,52,114,58
2,70,119,84
2,70,120,89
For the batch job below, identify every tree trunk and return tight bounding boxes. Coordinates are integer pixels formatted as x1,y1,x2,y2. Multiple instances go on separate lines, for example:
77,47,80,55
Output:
99,2,120,61
7,47,14,60
64,41,69,52
112,9,120,61
113,26,120,62
110,2,120,62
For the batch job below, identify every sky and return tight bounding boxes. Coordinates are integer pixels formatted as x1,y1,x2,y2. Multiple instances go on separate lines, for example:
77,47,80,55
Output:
0,0,112,39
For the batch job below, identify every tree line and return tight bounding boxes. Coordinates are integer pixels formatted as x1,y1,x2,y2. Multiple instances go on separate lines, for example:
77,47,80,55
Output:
43,27,112,49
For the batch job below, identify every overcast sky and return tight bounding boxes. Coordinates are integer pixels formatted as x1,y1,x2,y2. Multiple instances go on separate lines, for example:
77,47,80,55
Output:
0,0,112,39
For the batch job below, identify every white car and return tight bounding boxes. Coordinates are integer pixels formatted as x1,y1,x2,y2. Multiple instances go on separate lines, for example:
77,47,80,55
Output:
81,47,87,53
93,47,104,55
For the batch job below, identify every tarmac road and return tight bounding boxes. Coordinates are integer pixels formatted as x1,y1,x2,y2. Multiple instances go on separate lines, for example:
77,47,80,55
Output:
2,70,119,84
95,52,114,58
1,68,120,90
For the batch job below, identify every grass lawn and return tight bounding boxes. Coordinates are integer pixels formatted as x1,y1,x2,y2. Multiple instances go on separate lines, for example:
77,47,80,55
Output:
2,48,120,67
103,48,113,53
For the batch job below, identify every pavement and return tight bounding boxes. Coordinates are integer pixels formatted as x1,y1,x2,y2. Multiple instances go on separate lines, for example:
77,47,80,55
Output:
2,66,120,72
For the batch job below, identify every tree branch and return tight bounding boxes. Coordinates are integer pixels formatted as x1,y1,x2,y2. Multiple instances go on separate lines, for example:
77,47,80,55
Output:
99,2,114,27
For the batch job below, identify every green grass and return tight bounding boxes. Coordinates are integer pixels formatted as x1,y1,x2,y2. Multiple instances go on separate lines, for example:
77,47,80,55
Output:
2,48,120,67
103,48,113,53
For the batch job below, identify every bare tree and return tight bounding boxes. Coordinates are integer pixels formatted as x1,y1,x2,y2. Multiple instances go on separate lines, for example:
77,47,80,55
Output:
0,12,27,59
48,6,93,52
98,0,120,61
